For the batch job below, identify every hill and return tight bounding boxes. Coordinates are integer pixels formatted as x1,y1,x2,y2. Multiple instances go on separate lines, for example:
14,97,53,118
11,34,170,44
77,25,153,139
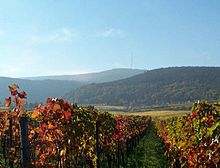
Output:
0,68,144,104
22,68,144,83
0,77,83,103
65,67,220,106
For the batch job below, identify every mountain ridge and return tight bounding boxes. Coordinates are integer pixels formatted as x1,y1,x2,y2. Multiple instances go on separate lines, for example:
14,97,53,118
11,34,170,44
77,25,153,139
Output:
21,68,145,83
64,67,220,106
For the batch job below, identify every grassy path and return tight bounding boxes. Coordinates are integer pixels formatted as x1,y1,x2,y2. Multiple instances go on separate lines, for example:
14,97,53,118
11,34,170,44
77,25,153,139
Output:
127,123,169,168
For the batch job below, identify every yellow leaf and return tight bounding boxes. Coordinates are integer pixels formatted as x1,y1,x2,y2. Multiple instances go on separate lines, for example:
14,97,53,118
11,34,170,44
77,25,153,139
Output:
10,147,16,152
60,149,66,156
9,84,19,90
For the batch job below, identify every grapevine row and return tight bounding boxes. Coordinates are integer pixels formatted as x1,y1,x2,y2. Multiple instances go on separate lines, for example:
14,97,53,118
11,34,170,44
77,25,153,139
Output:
156,101,220,167
0,84,151,167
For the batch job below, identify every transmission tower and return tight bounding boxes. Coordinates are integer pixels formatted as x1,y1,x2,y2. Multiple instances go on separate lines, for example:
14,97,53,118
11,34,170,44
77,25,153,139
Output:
130,53,133,69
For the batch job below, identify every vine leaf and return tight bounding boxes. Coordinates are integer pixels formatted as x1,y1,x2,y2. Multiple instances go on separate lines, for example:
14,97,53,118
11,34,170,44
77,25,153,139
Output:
5,97,11,107
9,84,19,90
31,109,39,119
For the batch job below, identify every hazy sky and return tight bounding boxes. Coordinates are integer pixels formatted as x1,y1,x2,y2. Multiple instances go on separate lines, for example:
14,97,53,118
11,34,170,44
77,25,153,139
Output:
0,0,220,77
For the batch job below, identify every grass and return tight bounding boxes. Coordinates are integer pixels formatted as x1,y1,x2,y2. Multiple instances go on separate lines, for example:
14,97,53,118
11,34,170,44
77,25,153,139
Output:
127,123,169,168
108,110,190,120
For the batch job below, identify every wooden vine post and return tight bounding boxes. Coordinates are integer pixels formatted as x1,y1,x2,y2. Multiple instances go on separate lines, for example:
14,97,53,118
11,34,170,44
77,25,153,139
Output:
95,120,100,168
9,117,14,168
20,116,31,168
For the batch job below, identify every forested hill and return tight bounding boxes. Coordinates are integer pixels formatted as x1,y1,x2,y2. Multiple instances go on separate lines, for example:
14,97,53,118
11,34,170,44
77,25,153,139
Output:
65,67,220,106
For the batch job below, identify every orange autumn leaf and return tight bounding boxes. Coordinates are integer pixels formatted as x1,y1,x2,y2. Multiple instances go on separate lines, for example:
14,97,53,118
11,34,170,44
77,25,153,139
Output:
53,104,61,111
19,110,24,116
19,100,26,108
48,146,54,153
31,109,39,119
48,122,55,129
46,98,52,105
5,97,11,107
39,153,47,160
11,111,17,117
56,129,63,136
47,134,53,142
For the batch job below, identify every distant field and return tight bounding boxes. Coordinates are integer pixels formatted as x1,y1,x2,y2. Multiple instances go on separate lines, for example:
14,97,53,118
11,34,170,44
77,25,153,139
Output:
124,110,190,120
0,107,9,112
95,105,126,110
95,105,127,112
95,104,191,119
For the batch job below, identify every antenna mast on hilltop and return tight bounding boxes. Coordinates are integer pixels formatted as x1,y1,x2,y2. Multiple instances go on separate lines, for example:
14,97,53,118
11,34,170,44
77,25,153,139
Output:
130,53,133,69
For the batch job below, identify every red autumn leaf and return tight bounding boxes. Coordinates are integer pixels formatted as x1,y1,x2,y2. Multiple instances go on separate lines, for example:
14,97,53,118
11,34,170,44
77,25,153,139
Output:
10,90,18,96
64,110,71,121
38,127,44,136
63,100,72,109
5,97,11,107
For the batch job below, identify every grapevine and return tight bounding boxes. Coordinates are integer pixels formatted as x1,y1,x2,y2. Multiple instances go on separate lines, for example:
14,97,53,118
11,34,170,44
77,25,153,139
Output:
0,84,151,167
156,101,220,167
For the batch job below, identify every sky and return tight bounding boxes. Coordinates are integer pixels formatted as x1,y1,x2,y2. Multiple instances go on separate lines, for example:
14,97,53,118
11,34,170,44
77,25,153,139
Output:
0,0,220,77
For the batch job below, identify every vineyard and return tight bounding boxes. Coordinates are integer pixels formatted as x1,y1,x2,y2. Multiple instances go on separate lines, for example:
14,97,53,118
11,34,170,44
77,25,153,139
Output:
156,101,220,167
0,84,219,167
0,84,151,167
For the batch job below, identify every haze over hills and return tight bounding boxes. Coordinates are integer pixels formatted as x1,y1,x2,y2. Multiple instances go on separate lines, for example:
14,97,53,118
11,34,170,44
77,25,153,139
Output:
0,68,144,104
0,77,83,103
22,68,144,83
65,67,220,106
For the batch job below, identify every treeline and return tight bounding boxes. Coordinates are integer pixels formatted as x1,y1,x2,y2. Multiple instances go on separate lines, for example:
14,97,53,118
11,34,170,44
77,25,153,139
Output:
65,67,220,106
